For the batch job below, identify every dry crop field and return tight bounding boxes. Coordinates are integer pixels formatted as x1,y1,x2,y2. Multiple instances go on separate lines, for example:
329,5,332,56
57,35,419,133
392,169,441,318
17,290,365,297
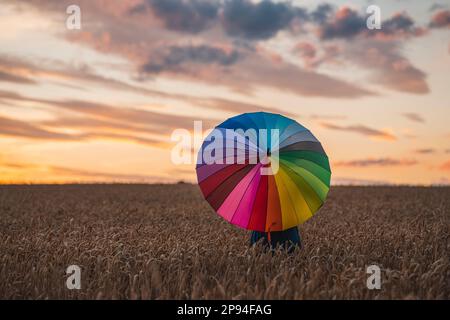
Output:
0,184,449,299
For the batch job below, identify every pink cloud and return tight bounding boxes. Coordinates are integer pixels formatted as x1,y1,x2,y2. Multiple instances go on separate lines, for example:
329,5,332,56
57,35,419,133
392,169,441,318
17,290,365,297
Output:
440,160,450,171
320,122,396,141
430,9,450,28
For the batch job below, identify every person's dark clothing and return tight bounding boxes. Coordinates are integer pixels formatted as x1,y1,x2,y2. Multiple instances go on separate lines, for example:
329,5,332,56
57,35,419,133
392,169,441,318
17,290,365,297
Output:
250,226,301,253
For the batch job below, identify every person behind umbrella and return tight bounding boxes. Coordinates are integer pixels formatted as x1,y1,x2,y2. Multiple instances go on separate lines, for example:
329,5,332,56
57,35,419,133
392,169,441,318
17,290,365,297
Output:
250,226,301,253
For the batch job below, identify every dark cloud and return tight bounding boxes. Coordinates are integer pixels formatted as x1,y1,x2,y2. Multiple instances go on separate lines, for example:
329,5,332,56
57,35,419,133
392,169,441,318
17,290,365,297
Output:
135,0,312,39
230,55,373,98
0,88,296,135
0,89,26,101
429,3,449,12
0,55,180,99
334,158,417,167
36,98,211,133
319,7,366,40
319,7,424,40
139,47,373,98
0,89,214,146
320,122,396,140
0,115,80,141
142,45,240,74
372,55,428,94
403,112,425,123
311,3,334,24
0,112,171,147
39,116,158,138
380,13,426,38
1,52,324,114
0,113,166,147
128,2,148,15
429,9,450,28
142,0,220,33
6,3,375,99
384,14,414,31
6,1,419,100
43,96,291,133
0,70,35,84
346,40,429,94
415,148,435,154
222,0,307,40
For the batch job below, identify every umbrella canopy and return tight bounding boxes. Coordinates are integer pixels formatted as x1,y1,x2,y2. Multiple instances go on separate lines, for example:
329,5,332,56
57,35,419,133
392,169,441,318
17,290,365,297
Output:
196,112,331,232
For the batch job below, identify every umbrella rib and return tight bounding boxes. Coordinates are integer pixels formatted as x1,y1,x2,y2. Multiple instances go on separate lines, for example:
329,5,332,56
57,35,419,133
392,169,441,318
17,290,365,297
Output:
229,164,262,225
279,157,331,185
274,167,300,227
277,123,307,147
219,116,264,153
198,162,244,184
244,174,267,231
265,174,283,232
280,158,328,191
196,145,259,169
280,153,331,173
279,163,317,219
278,141,326,155
280,160,329,203
279,150,331,172
256,173,269,231
275,130,319,152
205,164,255,204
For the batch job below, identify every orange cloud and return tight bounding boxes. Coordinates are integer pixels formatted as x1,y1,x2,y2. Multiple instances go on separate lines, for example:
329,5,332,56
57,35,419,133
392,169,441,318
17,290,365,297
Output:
334,158,417,167
0,161,170,184
0,113,168,148
440,160,450,171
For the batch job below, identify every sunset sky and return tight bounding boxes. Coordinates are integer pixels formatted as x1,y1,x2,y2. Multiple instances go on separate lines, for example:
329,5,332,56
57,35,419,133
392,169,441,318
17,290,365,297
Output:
0,0,449,185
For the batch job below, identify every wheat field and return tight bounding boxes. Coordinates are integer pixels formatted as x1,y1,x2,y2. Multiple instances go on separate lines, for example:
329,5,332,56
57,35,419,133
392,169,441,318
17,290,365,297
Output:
0,184,448,299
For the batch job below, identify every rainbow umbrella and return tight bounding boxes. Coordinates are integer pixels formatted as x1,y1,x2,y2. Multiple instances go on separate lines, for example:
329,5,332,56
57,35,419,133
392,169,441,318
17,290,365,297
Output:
196,112,331,232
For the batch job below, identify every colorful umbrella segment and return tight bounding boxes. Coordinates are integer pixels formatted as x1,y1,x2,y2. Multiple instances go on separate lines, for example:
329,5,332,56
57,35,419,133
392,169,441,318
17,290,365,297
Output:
196,112,331,232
